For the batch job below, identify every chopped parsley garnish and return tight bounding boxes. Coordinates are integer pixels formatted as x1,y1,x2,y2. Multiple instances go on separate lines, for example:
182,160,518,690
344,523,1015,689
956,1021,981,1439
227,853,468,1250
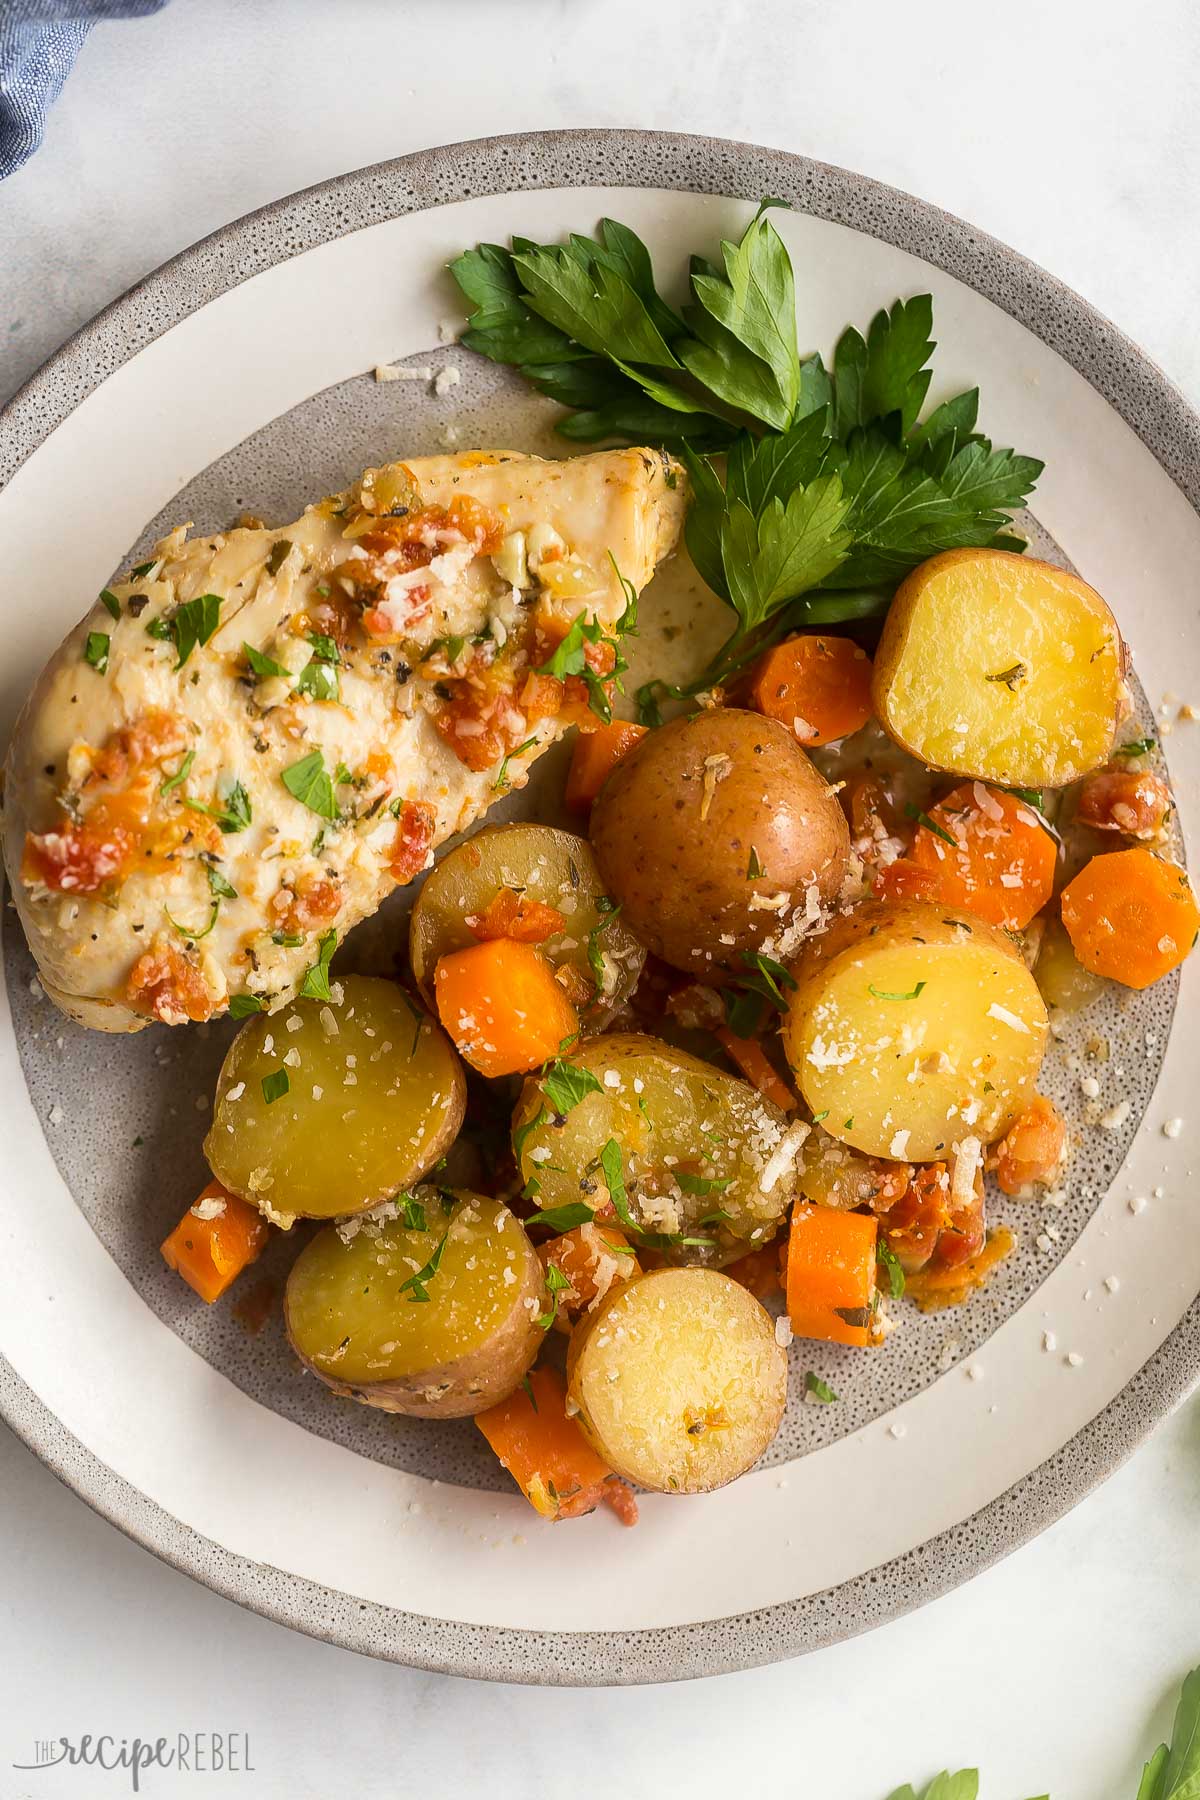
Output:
811,1109,829,1123
494,735,539,790
904,803,958,849
525,1201,596,1232
877,1237,906,1299
1006,786,1044,810
804,1371,838,1404
519,1373,538,1412
266,539,292,576
164,900,219,943
130,559,158,579
148,593,222,669
83,631,110,673
206,864,238,900
229,994,264,1018
722,948,797,1036
281,749,338,819
272,930,304,947
397,1194,427,1232
598,1137,637,1231
261,1068,290,1104
868,980,927,1001
399,1229,450,1303
536,1263,572,1331
243,642,291,680
676,1171,731,1197
586,897,622,991
746,845,764,879
298,929,337,1001
541,1058,603,1116
295,637,340,702
159,750,195,795
513,1104,549,1170
99,587,121,619
183,779,252,834
1118,735,1156,759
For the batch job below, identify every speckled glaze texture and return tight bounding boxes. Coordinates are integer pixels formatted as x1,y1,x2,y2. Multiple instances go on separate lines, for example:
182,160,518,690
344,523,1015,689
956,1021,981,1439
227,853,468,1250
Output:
2,131,1198,1683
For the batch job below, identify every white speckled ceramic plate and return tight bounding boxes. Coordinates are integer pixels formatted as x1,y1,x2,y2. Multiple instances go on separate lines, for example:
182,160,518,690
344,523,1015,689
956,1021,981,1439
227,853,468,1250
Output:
1,132,1198,1685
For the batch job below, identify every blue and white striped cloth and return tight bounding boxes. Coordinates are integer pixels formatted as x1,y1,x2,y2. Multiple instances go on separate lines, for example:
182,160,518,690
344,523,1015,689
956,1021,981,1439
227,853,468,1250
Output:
1,0,169,179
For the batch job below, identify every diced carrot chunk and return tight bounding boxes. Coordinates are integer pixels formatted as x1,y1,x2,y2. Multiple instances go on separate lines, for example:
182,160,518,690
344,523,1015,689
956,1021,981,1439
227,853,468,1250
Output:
565,721,648,811
749,634,874,746
873,858,940,903
475,1366,637,1524
786,1203,878,1347
1061,848,1199,989
160,1181,270,1304
433,938,578,1077
992,1095,1067,1195
715,1026,797,1112
908,782,1056,930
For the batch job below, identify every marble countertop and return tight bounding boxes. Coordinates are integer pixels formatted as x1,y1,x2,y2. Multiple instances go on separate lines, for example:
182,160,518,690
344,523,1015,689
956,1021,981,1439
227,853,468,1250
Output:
3,3,1200,1794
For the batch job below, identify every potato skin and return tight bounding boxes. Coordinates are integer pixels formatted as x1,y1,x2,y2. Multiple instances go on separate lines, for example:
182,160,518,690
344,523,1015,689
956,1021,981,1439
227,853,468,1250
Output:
566,1268,788,1492
284,1192,545,1418
782,898,1048,1159
590,709,850,978
872,548,1126,788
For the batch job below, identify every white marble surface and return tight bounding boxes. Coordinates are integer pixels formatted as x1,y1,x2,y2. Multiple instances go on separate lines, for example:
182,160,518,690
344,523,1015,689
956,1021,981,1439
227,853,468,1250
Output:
2,3,1200,1794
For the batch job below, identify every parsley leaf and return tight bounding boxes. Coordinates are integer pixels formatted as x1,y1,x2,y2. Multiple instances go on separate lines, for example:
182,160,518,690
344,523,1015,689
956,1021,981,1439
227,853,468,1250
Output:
99,587,121,619
397,1194,427,1232
598,1138,637,1231
536,1262,572,1331
281,749,338,820
244,642,291,680
833,294,934,438
804,1371,838,1404
229,994,264,1019
877,1237,906,1299
164,900,219,943
525,1201,596,1232
159,750,195,795
261,1069,289,1104
298,929,337,1001
905,802,958,849
151,593,222,670
266,539,292,576
184,779,252,835
1138,1665,1200,1800
494,735,539,790
586,899,622,991
84,632,110,674
295,657,339,702
206,864,238,900
541,1059,603,1117
675,1172,731,1197
399,1229,450,1303
869,981,927,1002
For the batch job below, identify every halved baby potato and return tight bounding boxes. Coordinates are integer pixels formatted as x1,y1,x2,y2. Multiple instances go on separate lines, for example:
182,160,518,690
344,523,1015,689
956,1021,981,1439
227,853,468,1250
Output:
781,899,1048,1161
512,1032,806,1261
205,974,465,1227
408,823,645,1020
567,1268,788,1492
285,1189,545,1417
873,548,1125,787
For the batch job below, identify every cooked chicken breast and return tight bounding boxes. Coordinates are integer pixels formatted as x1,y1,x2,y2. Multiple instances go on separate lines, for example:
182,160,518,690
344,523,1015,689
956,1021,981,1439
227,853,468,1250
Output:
4,447,685,1031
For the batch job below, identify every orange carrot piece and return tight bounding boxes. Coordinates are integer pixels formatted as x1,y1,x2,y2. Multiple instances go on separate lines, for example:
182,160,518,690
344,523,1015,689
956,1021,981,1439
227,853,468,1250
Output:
873,857,941,904
786,1203,878,1347
565,720,648,811
716,1026,797,1112
1060,848,1200,989
909,782,1056,930
434,938,578,1077
475,1365,637,1524
749,634,874,747
539,1223,640,1318
470,886,566,944
160,1180,270,1304
991,1095,1067,1195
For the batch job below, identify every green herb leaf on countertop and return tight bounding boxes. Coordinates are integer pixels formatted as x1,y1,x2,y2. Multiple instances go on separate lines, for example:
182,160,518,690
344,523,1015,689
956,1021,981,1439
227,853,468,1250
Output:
1137,1664,1200,1800
298,929,338,1001
281,749,339,820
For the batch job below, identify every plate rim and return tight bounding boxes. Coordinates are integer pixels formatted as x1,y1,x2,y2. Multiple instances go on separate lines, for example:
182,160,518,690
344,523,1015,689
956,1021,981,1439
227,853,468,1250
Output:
3,126,1199,1683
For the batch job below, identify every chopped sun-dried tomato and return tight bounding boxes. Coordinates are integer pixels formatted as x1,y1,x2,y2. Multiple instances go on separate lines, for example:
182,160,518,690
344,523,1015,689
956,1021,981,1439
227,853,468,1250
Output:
389,800,436,884
469,886,566,944
1076,769,1172,838
990,1094,1066,1196
22,820,137,894
270,876,342,937
127,936,216,1025
434,661,534,773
